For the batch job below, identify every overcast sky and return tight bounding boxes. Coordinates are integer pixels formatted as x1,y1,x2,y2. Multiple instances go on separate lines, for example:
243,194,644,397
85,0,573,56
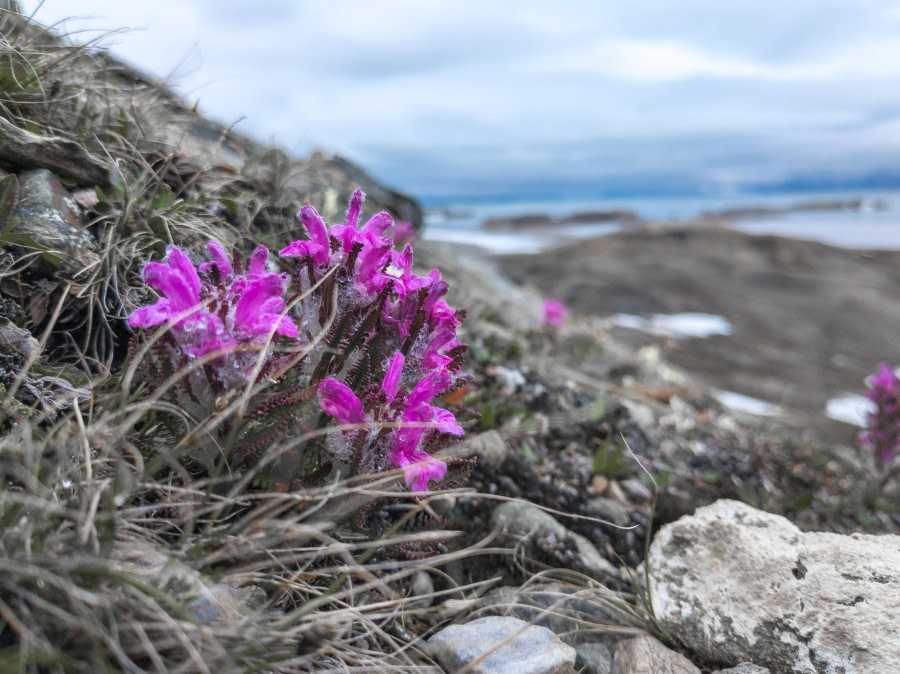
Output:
23,1,900,201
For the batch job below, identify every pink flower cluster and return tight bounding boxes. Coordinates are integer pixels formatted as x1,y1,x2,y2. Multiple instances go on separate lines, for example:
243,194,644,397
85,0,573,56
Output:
541,299,567,327
128,189,466,492
128,243,297,365
318,353,463,491
859,362,900,470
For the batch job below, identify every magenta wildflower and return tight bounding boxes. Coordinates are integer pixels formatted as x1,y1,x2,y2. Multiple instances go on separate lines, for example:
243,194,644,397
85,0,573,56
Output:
392,220,416,248
129,243,298,373
394,446,448,492
389,245,432,298
128,247,203,329
279,205,331,265
859,362,900,470
130,189,469,497
541,299,567,327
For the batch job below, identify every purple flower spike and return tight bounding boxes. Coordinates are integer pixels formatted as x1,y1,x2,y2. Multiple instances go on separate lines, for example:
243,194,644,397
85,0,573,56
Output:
319,378,366,426
859,362,900,469
234,276,298,340
383,352,405,404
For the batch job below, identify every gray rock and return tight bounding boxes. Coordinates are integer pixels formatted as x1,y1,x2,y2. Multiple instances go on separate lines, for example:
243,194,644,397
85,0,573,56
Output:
10,169,99,276
0,316,39,360
619,478,653,503
427,616,576,674
406,570,434,609
0,118,107,186
647,499,900,673
711,664,771,674
573,641,615,674
468,429,510,469
613,634,700,674
585,496,632,528
492,501,619,579
112,539,261,626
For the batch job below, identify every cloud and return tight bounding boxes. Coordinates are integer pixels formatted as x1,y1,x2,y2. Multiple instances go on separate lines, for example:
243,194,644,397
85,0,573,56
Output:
23,0,900,199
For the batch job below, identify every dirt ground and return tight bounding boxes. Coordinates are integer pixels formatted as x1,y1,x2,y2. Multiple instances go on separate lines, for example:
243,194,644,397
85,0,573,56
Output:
497,224,900,445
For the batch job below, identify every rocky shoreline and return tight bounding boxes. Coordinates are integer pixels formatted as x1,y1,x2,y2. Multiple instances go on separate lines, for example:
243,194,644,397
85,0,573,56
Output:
497,225,900,446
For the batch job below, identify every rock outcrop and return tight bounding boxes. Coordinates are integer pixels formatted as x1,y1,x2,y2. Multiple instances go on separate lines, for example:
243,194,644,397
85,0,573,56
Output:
647,499,900,672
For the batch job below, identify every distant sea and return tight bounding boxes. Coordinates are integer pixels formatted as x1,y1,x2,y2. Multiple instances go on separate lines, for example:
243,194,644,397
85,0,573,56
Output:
421,189,900,254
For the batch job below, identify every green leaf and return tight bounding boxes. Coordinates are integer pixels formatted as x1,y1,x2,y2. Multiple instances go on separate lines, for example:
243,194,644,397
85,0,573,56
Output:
589,390,607,422
521,439,537,462
592,435,628,478
654,468,671,489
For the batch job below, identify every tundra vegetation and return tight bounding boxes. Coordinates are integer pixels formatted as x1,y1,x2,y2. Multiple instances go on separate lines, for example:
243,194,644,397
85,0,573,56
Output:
0,10,895,672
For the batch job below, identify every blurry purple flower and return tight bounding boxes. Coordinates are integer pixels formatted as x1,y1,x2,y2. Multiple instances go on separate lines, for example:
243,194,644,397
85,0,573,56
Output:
859,362,900,469
392,220,416,248
541,299,567,327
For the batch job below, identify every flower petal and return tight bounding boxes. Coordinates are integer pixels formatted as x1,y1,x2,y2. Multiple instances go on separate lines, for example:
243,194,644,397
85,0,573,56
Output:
318,378,366,426
202,240,233,277
346,188,364,230
298,205,331,266
382,352,404,404
128,298,173,328
165,247,202,300
399,449,447,492
248,245,270,276
142,262,200,315
362,211,393,237
234,276,293,337
408,368,452,407
279,240,325,259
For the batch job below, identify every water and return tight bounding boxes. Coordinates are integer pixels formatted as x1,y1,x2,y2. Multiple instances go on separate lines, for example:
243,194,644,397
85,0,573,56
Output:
423,189,900,254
